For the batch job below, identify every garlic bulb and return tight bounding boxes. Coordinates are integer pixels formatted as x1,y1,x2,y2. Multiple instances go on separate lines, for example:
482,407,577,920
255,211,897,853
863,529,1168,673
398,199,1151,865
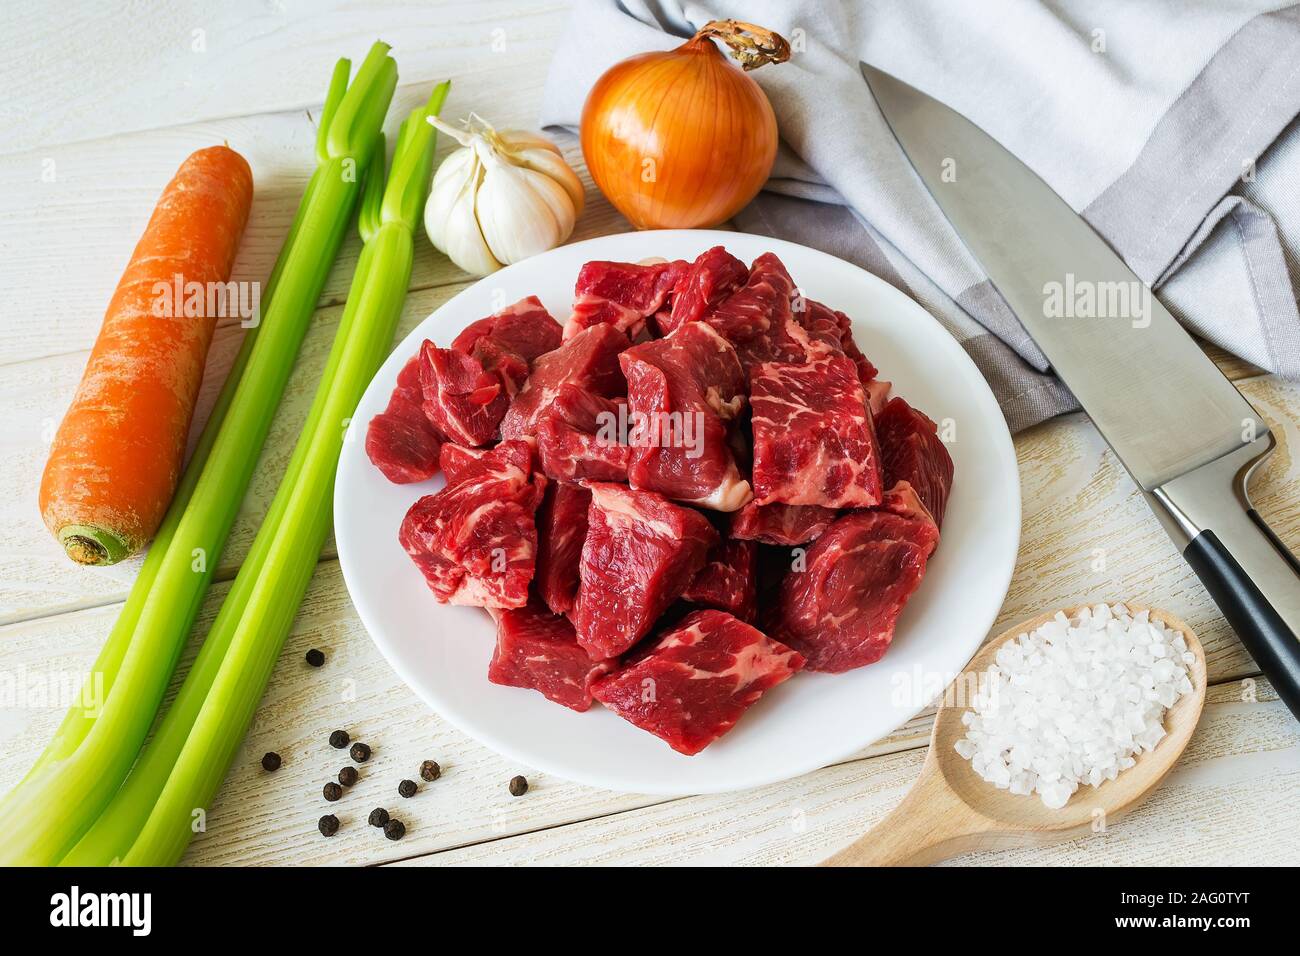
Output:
425,115,584,276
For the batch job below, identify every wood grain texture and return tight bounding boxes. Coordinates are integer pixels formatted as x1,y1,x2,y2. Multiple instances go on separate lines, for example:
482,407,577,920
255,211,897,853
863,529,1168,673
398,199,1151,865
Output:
399,679,1299,866
0,0,573,155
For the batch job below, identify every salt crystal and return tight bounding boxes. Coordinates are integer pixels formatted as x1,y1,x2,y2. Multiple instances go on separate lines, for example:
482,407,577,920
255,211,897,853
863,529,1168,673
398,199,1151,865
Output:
954,604,1193,810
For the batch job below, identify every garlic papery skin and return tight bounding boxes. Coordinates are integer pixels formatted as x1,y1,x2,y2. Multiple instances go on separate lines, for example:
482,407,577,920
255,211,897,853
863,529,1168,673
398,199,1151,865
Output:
425,115,584,276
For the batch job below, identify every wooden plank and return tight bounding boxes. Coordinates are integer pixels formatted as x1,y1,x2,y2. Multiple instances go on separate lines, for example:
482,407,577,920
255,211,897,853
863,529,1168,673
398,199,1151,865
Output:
0,73,627,368
0,0,573,155
395,678,1300,866
0,513,1286,868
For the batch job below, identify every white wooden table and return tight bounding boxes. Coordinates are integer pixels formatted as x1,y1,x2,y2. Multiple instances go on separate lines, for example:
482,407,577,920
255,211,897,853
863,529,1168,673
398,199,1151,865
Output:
2,0,1298,867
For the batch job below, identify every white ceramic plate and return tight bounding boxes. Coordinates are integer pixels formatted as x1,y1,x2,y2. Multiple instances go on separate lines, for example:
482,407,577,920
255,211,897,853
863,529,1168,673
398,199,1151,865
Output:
335,229,1020,796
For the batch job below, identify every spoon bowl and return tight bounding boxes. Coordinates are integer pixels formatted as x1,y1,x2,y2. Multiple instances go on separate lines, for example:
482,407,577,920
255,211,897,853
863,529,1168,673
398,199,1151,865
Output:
824,603,1207,865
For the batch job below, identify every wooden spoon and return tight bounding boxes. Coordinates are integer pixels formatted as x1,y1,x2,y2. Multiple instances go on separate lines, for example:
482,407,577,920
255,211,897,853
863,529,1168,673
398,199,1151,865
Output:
823,603,1207,866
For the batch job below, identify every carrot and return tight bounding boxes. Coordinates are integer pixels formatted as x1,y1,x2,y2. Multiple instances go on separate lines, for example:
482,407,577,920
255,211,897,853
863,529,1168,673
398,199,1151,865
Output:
39,145,254,565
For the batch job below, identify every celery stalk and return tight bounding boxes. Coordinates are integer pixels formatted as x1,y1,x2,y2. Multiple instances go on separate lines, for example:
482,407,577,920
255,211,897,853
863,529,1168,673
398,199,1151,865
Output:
117,82,449,867
0,42,399,866
115,83,449,866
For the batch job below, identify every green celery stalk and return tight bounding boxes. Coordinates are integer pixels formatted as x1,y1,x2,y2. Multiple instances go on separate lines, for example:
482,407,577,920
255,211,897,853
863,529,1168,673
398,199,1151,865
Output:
59,130,391,866
116,81,449,867
0,42,399,866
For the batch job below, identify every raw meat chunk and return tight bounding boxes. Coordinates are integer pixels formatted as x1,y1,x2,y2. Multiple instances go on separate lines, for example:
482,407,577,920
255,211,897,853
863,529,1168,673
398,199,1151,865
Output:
488,600,615,711
702,253,810,372
452,299,564,374
573,482,718,659
419,342,510,447
875,397,955,528
730,501,837,546
534,481,592,615
794,299,879,385
682,538,758,622
591,609,804,755
769,509,939,672
563,258,686,341
421,297,563,446
399,440,545,608
620,321,752,511
750,352,883,508
878,482,939,550
366,355,443,483
500,323,627,439
656,246,748,336
535,385,630,483
439,439,536,487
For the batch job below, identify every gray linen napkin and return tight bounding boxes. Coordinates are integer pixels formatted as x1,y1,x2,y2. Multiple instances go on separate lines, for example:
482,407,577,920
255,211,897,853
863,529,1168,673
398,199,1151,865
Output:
540,0,1300,432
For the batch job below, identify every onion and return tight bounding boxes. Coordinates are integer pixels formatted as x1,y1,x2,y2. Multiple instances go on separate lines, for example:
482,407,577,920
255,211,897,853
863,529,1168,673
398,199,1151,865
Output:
581,19,790,230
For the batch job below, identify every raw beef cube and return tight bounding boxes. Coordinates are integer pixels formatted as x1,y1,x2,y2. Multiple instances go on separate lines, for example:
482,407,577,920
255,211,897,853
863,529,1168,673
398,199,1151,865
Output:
621,322,752,511
878,482,940,550
399,440,545,608
500,323,627,439
794,300,879,385
421,298,563,446
488,601,615,711
366,414,442,484
656,246,748,336
730,501,837,546
749,352,883,508
453,295,563,371
834,309,879,386
573,482,718,659
419,342,509,447
702,253,811,372
563,258,686,341
535,481,592,615
591,609,804,755
769,509,939,672
439,439,537,488
536,385,630,482
875,397,955,528
366,355,443,483
791,298,845,352
682,538,758,622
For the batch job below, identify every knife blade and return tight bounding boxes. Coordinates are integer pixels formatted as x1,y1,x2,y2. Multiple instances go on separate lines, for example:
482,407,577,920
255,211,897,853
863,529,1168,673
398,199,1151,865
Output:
860,61,1300,718
860,62,1263,490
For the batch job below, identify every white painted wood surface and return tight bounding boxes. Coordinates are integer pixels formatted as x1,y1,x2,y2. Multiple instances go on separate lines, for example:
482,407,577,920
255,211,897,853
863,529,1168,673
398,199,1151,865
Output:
1,0,1298,867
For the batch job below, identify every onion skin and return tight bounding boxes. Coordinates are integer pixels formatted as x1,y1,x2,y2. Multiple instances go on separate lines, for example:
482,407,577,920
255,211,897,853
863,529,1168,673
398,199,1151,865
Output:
581,24,786,229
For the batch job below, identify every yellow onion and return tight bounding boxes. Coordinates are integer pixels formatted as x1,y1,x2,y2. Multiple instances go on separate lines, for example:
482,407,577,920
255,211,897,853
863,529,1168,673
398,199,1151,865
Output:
581,19,790,229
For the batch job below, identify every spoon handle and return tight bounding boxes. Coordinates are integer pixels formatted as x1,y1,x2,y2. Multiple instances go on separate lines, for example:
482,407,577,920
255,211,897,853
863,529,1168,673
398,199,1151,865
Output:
822,759,992,866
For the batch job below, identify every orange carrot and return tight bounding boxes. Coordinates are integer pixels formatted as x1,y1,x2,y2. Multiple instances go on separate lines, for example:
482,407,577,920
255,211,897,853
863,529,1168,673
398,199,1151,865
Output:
39,145,254,565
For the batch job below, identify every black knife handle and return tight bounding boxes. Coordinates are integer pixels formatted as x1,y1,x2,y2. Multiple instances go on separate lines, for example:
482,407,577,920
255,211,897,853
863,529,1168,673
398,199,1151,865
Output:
1184,529,1300,718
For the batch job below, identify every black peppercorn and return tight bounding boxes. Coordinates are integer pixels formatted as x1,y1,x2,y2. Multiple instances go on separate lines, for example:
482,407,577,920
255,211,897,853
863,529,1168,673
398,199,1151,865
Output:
338,766,359,788
328,729,349,749
305,648,325,667
384,819,406,841
318,814,340,837
323,782,343,802
508,775,528,797
349,742,371,763
419,760,441,782
368,807,389,828
261,752,281,772
397,779,417,798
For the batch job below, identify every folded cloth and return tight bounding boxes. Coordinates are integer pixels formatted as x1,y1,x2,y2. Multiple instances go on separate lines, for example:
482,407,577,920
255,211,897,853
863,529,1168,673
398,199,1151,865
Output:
541,0,1300,432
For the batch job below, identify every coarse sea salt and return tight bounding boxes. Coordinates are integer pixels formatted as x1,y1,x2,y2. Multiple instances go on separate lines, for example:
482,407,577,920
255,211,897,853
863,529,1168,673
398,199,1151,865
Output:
954,603,1195,810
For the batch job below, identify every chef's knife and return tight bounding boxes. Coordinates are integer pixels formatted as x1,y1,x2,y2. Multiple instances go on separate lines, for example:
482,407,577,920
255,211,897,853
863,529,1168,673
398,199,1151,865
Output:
860,62,1300,718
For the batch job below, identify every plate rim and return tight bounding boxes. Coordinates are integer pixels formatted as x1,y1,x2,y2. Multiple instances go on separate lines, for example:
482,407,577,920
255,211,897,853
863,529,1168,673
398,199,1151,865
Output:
334,228,1021,796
